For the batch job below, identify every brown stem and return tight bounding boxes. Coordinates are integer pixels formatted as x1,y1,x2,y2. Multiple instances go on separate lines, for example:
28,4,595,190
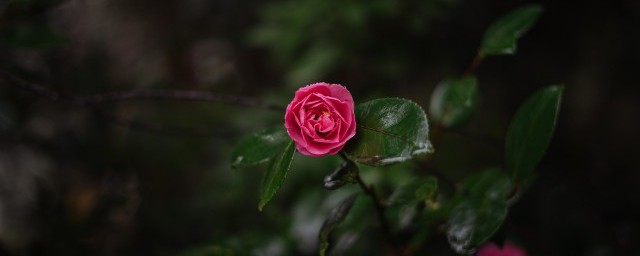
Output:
356,175,402,255
338,151,402,255
463,53,484,76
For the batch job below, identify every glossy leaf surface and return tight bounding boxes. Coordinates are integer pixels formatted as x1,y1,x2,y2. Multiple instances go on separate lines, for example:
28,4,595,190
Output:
345,98,433,166
446,169,511,254
446,198,508,254
231,127,289,169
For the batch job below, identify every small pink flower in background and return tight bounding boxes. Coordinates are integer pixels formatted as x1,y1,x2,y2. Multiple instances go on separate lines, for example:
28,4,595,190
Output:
284,82,357,157
477,242,526,256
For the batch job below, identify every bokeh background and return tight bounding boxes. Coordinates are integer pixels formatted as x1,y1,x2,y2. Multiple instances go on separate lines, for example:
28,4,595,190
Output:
1,0,639,255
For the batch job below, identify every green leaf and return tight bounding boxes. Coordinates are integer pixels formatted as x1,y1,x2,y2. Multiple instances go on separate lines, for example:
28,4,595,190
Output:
324,162,358,190
231,127,289,169
445,169,511,254
505,85,563,183
344,98,433,166
319,194,358,256
446,198,508,254
461,168,512,201
429,76,480,128
258,140,295,211
480,5,543,55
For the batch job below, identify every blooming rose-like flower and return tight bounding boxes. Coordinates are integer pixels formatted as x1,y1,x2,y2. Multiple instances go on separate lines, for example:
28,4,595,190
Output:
284,82,357,157
477,242,526,256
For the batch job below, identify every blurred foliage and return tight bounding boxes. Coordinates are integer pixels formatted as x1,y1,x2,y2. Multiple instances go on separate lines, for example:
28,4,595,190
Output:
249,0,460,86
0,0,639,255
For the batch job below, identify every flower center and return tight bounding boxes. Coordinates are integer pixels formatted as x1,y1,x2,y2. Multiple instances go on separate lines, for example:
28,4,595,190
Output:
308,109,335,134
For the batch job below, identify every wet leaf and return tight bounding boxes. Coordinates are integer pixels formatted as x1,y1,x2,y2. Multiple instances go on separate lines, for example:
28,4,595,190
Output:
445,169,511,253
446,198,507,254
231,127,290,169
345,98,433,166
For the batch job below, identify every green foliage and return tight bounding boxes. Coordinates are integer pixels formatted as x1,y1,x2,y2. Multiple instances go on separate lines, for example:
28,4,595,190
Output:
0,0,568,255
505,85,563,183
345,98,433,166
258,140,296,211
320,193,375,255
414,177,438,201
319,194,358,256
480,5,543,56
324,161,359,190
446,169,511,254
250,0,461,86
429,76,480,128
387,176,439,231
231,127,289,169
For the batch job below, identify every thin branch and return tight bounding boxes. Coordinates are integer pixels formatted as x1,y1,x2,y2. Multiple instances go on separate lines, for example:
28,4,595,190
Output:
73,90,285,112
338,151,402,255
0,68,61,101
463,53,485,76
0,68,285,112
355,174,402,255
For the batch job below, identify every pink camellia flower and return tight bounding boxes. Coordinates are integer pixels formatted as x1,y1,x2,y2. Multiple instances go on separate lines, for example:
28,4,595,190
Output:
477,242,526,256
284,82,357,157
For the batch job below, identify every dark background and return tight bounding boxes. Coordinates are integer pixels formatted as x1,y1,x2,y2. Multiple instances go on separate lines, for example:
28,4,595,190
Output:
0,0,639,255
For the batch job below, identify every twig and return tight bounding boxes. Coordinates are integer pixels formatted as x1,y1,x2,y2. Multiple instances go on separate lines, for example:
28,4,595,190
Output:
463,53,484,76
73,90,285,112
0,68,285,112
0,68,283,136
338,151,402,255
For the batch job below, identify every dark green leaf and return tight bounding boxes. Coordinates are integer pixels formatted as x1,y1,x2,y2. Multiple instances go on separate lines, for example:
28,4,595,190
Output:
327,194,375,255
480,5,543,55
461,168,512,201
319,194,358,256
445,168,511,253
429,76,479,128
258,140,295,211
324,162,358,190
345,98,433,166
231,127,289,169
505,85,563,182
446,198,507,254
